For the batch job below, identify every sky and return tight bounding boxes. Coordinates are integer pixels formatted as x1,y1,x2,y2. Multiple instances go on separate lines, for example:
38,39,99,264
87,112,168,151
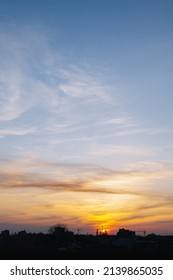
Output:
0,0,173,235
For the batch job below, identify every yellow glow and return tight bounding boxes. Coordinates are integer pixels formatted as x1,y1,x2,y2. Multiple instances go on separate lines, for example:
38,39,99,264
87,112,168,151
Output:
1,159,173,235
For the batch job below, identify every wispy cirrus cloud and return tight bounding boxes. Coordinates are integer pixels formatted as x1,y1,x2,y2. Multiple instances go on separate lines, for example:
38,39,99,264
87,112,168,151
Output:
90,145,153,157
0,27,61,121
127,160,172,171
97,115,172,137
1,24,169,150
0,157,173,196
114,127,171,137
59,66,111,102
0,26,116,149
0,126,36,137
98,117,131,126
0,72,34,122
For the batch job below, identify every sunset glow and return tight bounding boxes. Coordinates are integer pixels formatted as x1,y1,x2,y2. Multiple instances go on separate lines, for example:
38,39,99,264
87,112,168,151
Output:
0,0,173,236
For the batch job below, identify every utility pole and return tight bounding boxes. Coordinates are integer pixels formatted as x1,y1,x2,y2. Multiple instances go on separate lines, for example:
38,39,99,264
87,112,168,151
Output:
77,228,82,235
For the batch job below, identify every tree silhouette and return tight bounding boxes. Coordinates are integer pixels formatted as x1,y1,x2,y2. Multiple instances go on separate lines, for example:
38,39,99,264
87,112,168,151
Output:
48,223,68,235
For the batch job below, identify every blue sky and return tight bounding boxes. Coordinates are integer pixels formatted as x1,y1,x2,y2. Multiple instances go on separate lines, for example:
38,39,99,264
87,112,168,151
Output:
0,0,173,234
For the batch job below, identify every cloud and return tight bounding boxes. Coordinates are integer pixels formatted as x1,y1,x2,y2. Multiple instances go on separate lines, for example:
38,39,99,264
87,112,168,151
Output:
0,177,143,196
0,168,128,195
2,24,168,148
97,115,171,138
127,161,166,171
0,25,118,153
0,126,36,137
1,157,173,234
0,157,145,196
98,116,131,126
115,192,173,226
0,27,63,123
114,127,171,137
0,33,37,121
119,213,157,223
156,220,173,224
59,66,111,102
0,74,33,122
90,145,153,157
1,157,173,201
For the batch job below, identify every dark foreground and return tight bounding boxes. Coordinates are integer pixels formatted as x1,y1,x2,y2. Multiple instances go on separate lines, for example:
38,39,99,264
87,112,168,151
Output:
1,232,173,260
